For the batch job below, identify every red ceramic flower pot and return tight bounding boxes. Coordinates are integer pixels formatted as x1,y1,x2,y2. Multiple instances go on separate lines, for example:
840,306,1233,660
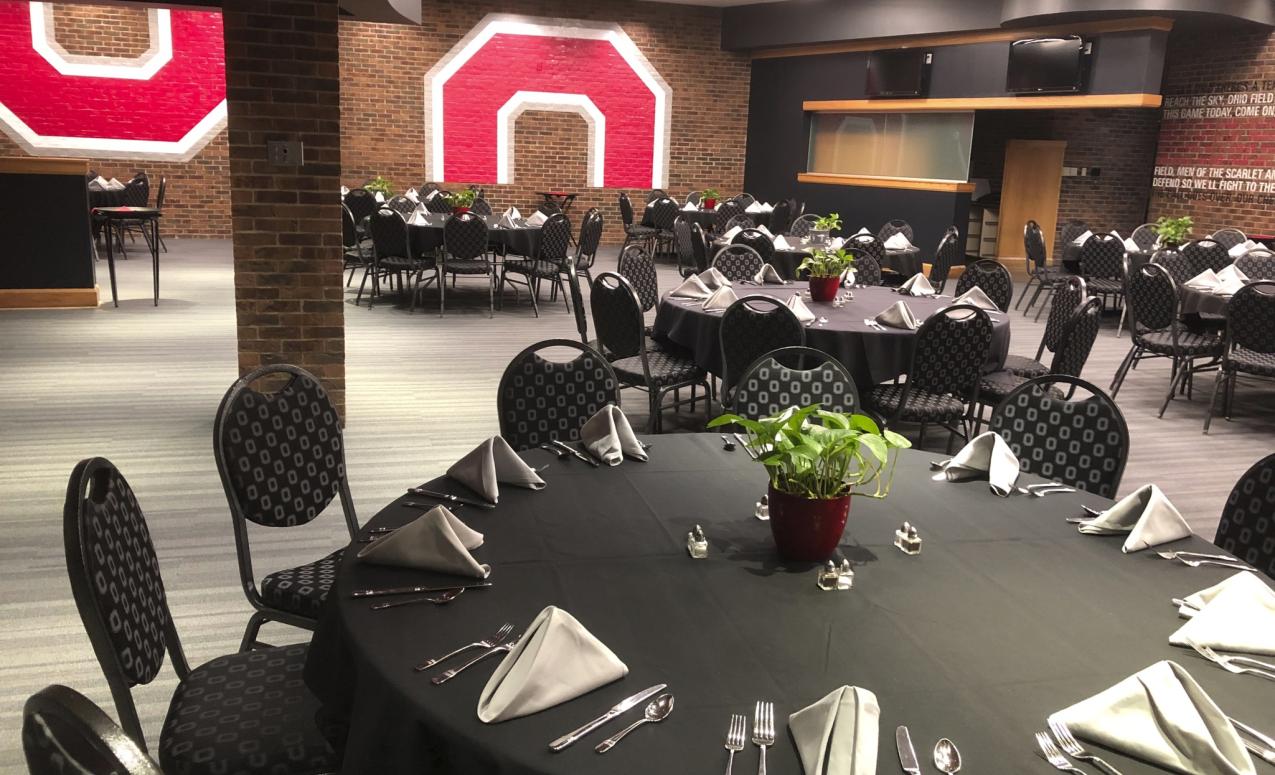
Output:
809,276,840,302
767,485,851,562
452,206,471,215
703,197,717,210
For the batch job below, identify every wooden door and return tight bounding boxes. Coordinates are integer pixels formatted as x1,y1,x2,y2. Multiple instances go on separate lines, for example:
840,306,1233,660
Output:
997,139,1066,265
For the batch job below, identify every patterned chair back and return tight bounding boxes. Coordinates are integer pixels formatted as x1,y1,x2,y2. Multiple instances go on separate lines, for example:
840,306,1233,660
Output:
471,197,494,217
1210,228,1247,250
425,190,453,214
122,177,149,207
538,213,572,264
1214,452,1275,578
618,192,637,228
1079,234,1125,280
341,205,359,249
647,197,680,233
1024,220,1047,271
714,201,744,233
576,209,603,269
566,266,588,344
1235,248,1275,280
848,233,885,265
732,228,775,265
369,208,410,261
23,685,162,775
877,219,914,244
1130,223,1158,251
445,212,489,261
712,244,765,282
719,296,806,405
910,304,993,397
616,244,659,312
674,217,699,277
1183,239,1231,274
646,189,667,204
384,195,416,217
154,177,167,211
1039,276,1087,358
420,182,440,195
63,458,187,746
343,188,378,224
497,340,620,451
955,259,1014,312
1151,248,1192,286
590,272,646,360
1049,297,1103,378
848,250,881,286
930,226,962,292
735,193,757,209
690,222,710,272
724,214,755,233
769,199,793,235
684,190,701,206
537,199,561,216
1059,220,1089,246
733,346,859,419
789,214,820,239
990,376,1129,499
1125,263,1178,335
1227,281,1275,356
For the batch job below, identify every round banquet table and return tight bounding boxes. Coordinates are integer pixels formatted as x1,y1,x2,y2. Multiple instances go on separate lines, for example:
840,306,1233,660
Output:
303,436,1271,774
652,285,1011,390
712,238,923,279
1179,285,1234,317
408,213,541,257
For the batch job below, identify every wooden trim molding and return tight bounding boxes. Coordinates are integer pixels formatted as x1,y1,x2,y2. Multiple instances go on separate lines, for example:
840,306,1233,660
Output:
803,93,1162,112
0,287,99,309
752,16,1173,60
0,157,89,176
798,173,975,193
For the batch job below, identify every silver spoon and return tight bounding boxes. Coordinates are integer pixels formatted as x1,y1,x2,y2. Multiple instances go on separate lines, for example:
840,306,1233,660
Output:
934,738,962,773
595,693,675,753
370,588,464,611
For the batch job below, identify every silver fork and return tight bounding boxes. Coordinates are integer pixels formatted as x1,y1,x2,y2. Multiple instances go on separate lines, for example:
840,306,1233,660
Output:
724,714,746,775
1049,718,1123,775
1157,550,1251,566
1188,641,1275,681
1156,552,1254,571
753,701,775,775
430,632,521,685
1036,731,1089,773
415,623,514,671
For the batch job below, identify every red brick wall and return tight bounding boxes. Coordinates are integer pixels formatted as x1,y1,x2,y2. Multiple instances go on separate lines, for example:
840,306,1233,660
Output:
0,0,749,243
50,4,149,56
970,108,1162,254
1148,25,1275,235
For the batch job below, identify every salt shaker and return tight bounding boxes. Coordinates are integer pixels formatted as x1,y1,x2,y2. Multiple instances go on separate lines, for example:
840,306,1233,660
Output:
894,522,922,555
754,493,770,521
817,560,840,590
836,559,855,590
687,524,708,559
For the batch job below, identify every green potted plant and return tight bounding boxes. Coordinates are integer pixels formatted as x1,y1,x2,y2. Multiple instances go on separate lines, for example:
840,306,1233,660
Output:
701,188,720,210
708,405,911,562
1153,215,1193,249
808,213,843,246
444,188,477,214
364,176,392,199
797,247,855,302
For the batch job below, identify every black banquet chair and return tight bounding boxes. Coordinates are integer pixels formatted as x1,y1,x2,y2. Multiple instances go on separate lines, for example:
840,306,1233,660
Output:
732,227,775,266
674,216,705,278
501,212,571,316
1235,248,1275,279
877,219,914,245
1204,281,1275,433
619,192,659,251
1183,238,1232,275
954,258,1014,312
719,296,806,411
789,213,820,240
497,339,620,451
713,200,745,235
928,226,962,293
63,457,338,773
646,195,681,257
990,375,1130,499
1210,228,1248,251
616,243,660,315
384,194,416,218
1077,233,1128,334
1003,275,1088,379
1018,219,1071,319
444,211,496,316
712,244,765,283
23,684,163,775
343,187,378,230
213,364,360,652
1213,453,1275,578
733,346,860,419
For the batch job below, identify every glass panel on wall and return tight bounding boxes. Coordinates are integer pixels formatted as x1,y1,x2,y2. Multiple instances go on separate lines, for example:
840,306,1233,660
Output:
807,112,974,182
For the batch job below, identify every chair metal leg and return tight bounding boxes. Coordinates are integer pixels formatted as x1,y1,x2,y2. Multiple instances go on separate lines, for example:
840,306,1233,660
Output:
1202,369,1226,434
1158,360,1185,417
1116,304,1127,337
1032,285,1053,322
239,611,271,653
1015,276,1038,311
1110,345,1139,396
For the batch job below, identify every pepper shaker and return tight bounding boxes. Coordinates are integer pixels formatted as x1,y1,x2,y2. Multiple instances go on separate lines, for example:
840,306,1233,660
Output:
687,524,708,559
836,559,855,590
894,521,922,555
817,560,840,591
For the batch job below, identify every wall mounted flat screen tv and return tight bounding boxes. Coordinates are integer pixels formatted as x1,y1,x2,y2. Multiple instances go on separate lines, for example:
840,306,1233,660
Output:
1007,36,1087,94
866,50,931,98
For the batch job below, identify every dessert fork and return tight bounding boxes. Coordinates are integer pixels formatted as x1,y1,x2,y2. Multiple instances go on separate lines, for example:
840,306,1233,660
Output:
1049,718,1123,774
724,713,746,775
415,623,514,671
752,701,775,775
1188,641,1275,681
1035,731,1087,773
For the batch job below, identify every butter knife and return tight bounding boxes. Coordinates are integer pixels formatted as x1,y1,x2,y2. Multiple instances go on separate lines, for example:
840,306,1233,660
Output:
896,726,921,775
550,439,599,468
351,581,491,598
407,487,495,510
548,683,667,751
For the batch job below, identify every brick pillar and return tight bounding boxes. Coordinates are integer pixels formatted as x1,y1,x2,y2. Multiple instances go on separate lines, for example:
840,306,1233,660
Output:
223,0,345,414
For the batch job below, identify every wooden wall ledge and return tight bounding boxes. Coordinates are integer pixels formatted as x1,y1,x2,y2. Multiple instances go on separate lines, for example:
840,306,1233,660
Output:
0,157,89,176
797,173,975,193
803,94,1162,112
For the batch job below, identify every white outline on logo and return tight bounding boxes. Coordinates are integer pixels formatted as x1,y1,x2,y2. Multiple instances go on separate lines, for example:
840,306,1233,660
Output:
31,3,173,80
424,14,671,188
496,92,605,188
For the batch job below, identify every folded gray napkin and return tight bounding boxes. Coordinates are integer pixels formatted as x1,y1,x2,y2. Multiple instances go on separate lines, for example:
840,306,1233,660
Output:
754,263,785,284
883,232,912,250
580,405,648,466
477,606,627,723
1171,575,1275,656
1050,661,1255,775
699,267,733,290
897,273,936,297
773,234,795,250
526,210,548,227
721,225,744,241
405,188,419,203
1177,572,1273,618
875,300,921,330
670,274,713,300
1185,269,1220,291
503,206,522,221
789,686,879,775
1077,484,1192,553
447,436,546,504
786,293,816,324
953,286,999,311
703,286,739,312
356,506,489,578
932,431,1020,496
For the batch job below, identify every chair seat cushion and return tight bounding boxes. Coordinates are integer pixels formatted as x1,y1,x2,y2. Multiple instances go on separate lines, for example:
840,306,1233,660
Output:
1230,346,1275,376
445,258,490,274
159,643,338,775
1001,354,1049,379
868,384,966,422
1085,278,1122,293
978,370,1029,403
381,255,432,271
504,258,560,280
260,548,343,619
625,225,659,237
1136,330,1224,357
611,349,705,387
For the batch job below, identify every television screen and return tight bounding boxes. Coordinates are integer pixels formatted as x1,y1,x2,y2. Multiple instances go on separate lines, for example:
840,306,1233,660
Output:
1007,37,1086,94
866,50,931,98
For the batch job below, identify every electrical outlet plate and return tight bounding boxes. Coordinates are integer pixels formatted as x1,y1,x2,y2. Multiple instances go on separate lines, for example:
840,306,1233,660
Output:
267,140,303,166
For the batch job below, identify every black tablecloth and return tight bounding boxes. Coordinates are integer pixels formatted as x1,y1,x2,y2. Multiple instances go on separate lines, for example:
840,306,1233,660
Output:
409,213,541,257
305,436,1270,775
1179,286,1232,317
652,285,1011,389
711,239,923,280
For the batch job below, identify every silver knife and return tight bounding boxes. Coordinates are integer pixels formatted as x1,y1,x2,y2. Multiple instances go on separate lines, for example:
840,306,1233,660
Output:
550,439,599,468
350,581,492,598
407,487,495,509
896,726,921,775
548,683,667,751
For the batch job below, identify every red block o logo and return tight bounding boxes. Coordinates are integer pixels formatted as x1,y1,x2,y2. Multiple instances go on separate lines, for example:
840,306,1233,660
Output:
425,15,672,189
0,2,225,161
